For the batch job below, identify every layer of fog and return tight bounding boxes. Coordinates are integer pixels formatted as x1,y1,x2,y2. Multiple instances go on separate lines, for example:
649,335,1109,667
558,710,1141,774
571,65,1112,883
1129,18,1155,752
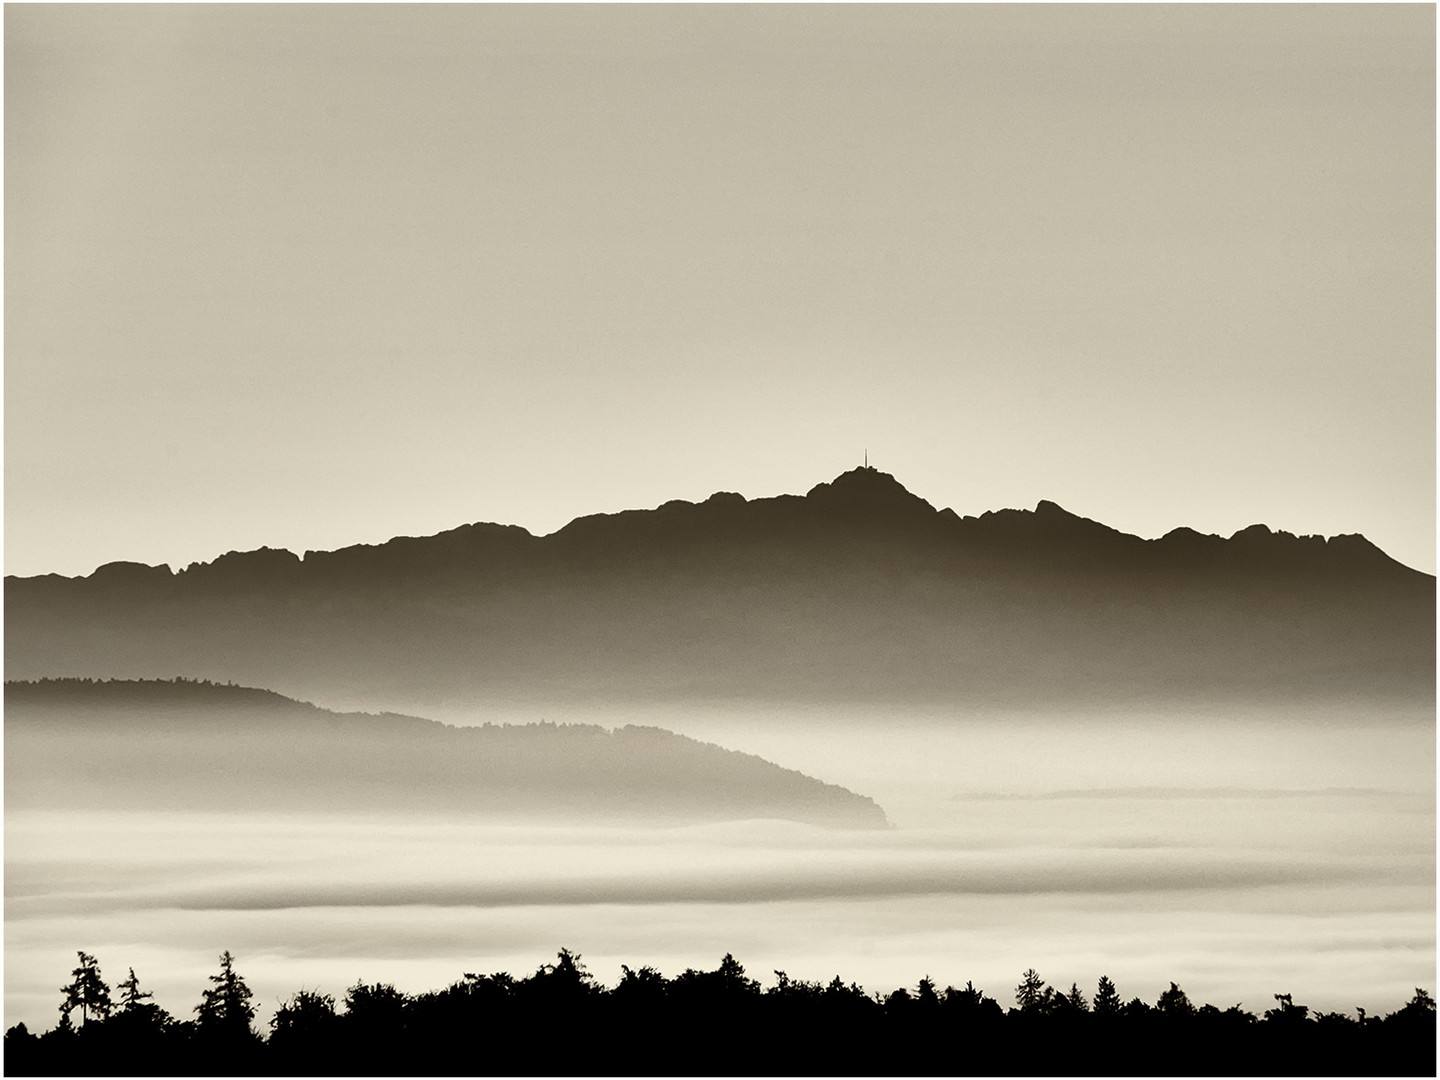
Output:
5,706,1433,1032
423,699,1435,829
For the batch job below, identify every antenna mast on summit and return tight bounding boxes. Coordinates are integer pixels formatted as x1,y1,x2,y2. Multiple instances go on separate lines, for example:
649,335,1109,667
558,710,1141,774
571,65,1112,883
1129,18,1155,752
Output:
864,448,868,468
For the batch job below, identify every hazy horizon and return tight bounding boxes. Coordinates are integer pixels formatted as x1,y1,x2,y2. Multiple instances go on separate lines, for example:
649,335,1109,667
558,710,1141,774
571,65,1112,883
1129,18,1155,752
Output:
7,703,1433,1034
6,4,1435,577
4,5,1433,1057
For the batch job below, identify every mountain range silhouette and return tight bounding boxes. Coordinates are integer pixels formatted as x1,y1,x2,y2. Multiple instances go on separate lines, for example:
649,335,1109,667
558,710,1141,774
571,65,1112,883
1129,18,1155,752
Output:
6,468,1433,711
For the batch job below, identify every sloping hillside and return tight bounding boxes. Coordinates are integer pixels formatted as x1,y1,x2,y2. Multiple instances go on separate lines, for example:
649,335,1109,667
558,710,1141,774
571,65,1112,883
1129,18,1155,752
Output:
5,679,888,828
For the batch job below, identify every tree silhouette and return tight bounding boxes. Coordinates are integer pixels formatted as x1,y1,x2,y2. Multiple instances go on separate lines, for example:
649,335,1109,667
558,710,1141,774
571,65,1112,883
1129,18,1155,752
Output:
1015,968,1046,1013
884,986,913,1012
110,965,171,1037
342,980,408,1028
59,952,112,1028
916,975,940,1011
1263,992,1309,1025
270,988,338,1056
1157,981,1195,1018
1093,974,1121,1016
272,989,336,1033
672,952,761,1004
614,963,667,1006
945,979,999,1021
715,952,759,996
10,947,1439,1076
195,950,255,1040
1123,995,1153,1019
116,967,151,1012
534,947,596,996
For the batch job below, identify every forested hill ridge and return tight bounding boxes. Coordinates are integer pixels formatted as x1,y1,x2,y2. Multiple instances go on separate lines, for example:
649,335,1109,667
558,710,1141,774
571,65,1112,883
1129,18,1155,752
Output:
4,678,888,828
5,948,1435,1077
5,676,333,715
6,468,1433,711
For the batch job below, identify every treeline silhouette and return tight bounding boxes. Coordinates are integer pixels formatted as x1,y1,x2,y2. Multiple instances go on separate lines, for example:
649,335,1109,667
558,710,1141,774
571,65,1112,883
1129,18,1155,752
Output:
6,949,1434,1076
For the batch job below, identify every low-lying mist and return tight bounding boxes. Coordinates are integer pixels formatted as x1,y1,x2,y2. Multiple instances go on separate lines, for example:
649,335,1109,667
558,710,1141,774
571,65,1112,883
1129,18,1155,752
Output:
5,703,1433,1034
412,698,1435,827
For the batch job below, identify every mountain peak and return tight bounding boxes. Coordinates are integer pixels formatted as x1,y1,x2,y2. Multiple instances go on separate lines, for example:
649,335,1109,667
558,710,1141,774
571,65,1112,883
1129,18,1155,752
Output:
804,467,938,517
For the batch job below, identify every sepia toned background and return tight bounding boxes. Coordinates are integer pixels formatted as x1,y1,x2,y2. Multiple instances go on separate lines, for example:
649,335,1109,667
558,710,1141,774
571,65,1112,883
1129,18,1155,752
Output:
6,4,1434,577
4,2,1434,1040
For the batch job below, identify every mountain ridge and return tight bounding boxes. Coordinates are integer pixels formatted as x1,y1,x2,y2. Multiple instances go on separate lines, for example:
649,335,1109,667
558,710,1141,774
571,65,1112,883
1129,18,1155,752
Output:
5,467,1425,584
6,468,1432,711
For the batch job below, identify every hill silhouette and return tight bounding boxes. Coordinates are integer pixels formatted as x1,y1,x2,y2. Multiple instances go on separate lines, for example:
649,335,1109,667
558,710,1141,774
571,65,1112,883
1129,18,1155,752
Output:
4,678,888,828
5,468,1432,712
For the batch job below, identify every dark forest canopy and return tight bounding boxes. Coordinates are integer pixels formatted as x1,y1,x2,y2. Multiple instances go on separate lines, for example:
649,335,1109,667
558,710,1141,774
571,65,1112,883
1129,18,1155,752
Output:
5,949,1434,1077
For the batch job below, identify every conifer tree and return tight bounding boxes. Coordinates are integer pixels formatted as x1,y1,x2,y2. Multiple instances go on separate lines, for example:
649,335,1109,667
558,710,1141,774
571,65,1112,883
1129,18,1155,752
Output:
917,976,939,1010
59,952,112,1028
195,950,255,1040
1015,968,1047,1013
1093,974,1122,1016
114,966,170,1032
117,967,152,1012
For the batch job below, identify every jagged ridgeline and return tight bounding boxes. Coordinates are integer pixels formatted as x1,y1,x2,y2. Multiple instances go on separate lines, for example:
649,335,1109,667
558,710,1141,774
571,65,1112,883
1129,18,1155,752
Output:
4,468,1433,711
3,679,887,828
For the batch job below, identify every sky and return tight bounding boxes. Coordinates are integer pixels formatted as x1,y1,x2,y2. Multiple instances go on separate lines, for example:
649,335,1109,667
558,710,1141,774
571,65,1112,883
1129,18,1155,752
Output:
6,5,1435,577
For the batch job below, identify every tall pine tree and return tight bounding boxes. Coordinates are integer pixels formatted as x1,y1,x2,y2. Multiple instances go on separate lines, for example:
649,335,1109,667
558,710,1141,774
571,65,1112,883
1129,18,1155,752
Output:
195,951,255,1041
59,952,112,1028
1094,974,1122,1016
1015,969,1047,1013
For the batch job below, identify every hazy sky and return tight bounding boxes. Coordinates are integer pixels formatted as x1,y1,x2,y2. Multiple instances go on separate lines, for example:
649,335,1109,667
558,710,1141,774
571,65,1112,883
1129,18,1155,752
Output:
6,5,1435,577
